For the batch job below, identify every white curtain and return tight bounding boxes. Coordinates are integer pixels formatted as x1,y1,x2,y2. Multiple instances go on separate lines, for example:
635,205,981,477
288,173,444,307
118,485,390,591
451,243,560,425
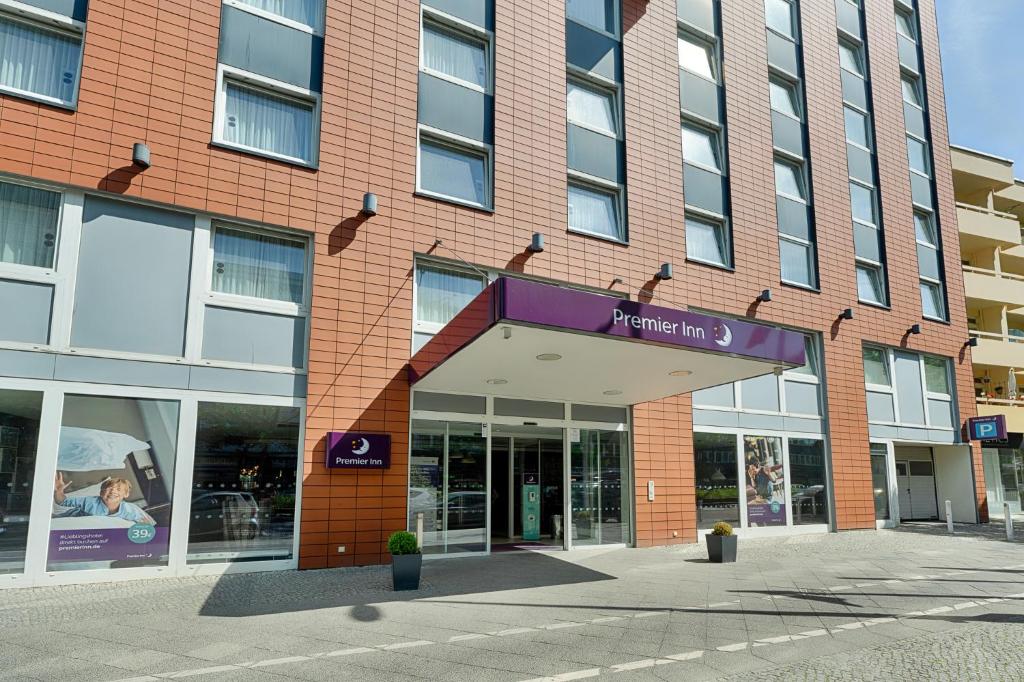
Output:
0,16,80,103
225,82,313,163
0,181,60,268
416,266,484,325
780,239,811,285
858,265,883,304
567,82,614,134
237,0,322,30
423,25,485,89
212,227,305,303
421,140,486,205
686,218,726,266
569,185,618,239
920,282,943,319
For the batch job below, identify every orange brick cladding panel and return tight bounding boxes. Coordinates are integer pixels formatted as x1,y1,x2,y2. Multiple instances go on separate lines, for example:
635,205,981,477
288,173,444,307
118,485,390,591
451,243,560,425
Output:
0,0,980,567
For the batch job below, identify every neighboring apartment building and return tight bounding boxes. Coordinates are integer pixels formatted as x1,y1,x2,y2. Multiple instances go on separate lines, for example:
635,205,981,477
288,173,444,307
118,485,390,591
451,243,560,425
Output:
0,0,983,588
952,145,1024,514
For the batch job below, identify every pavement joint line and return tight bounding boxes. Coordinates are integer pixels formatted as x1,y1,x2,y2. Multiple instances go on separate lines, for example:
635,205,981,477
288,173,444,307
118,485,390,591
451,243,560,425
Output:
378,640,432,650
543,622,587,629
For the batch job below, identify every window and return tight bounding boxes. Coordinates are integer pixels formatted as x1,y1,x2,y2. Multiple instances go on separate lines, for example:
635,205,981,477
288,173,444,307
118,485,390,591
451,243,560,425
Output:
0,389,42,574
780,237,815,287
838,41,863,76
789,439,828,525
0,180,60,269
870,444,890,520
567,80,616,136
901,76,922,107
895,9,916,40
909,460,932,476
857,263,886,305
413,263,487,351
765,0,794,39
188,402,300,564
211,226,307,304
568,181,622,241
786,335,819,377
914,211,936,246
0,11,82,107
233,0,324,32
216,73,318,165
850,182,876,225
422,22,488,90
920,280,944,319
924,356,949,395
418,134,490,208
844,107,869,148
774,159,805,200
681,123,721,171
694,433,740,529
678,33,715,81
907,136,929,175
566,0,616,35
769,79,800,118
863,346,891,386
686,215,729,267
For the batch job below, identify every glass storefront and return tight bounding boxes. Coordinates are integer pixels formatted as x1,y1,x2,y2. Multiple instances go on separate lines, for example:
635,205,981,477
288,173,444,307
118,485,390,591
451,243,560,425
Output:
571,430,629,546
0,390,42,574
789,439,828,525
694,432,740,529
870,443,890,520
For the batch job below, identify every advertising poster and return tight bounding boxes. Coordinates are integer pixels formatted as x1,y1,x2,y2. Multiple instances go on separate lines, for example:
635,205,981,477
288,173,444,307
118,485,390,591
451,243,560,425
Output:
744,435,787,527
48,396,179,571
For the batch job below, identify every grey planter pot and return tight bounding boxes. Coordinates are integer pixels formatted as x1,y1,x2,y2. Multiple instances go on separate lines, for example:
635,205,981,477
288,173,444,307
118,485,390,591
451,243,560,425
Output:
391,553,422,591
705,533,737,563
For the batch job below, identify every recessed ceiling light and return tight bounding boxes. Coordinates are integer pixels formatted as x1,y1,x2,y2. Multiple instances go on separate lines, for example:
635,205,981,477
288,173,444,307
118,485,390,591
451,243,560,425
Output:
536,353,562,361
486,378,508,385
669,370,693,377
603,389,623,396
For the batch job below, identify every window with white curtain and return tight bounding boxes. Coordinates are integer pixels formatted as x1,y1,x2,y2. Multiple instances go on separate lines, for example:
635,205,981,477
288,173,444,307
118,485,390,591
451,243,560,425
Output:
780,236,814,288
907,135,929,175
211,225,307,304
413,263,486,352
418,135,489,207
422,21,488,90
838,40,863,76
566,0,615,35
681,124,721,172
901,76,922,108
844,106,869,148
0,180,60,269
850,181,876,225
678,33,716,81
0,11,83,107
568,181,622,241
765,0,794,39
231,0,324,32
769,79,799,119
774,159,805,200
567,80,616,136
920,280,944,320
685,215,729,267
857,262,885,305
218,75,317,165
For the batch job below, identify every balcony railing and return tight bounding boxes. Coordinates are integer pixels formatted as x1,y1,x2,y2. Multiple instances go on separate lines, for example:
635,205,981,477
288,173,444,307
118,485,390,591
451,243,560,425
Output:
969,329,1024,344
962,265,1024,283
956,201,1018,222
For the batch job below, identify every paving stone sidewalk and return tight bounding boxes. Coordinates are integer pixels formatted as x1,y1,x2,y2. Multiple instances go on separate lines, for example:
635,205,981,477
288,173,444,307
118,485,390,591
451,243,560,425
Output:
1,525,1023,681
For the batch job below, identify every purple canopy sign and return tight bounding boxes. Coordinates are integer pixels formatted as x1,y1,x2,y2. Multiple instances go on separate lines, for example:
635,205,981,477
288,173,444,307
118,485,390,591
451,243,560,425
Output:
327,433,391,469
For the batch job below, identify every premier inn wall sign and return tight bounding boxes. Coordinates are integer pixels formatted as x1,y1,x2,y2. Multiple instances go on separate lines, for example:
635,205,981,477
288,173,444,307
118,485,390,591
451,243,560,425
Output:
326,433,391,469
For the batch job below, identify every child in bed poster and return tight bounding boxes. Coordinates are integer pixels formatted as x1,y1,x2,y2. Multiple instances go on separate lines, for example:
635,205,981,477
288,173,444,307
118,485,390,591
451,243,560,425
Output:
47,395,178,571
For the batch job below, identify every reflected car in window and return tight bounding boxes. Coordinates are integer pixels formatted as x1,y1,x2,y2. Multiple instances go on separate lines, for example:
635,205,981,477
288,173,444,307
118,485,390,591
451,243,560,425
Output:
189,491,260,541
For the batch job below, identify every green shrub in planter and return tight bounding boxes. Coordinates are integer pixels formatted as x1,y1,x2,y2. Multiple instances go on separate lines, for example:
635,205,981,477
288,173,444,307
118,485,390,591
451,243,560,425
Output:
387,531,422,591
706,522,737,563
388,531,420,555
711,521,733,536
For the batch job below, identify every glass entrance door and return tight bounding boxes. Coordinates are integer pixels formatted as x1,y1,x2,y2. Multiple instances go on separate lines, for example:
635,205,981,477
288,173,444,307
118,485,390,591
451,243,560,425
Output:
491,426,564,547
570,430,630,546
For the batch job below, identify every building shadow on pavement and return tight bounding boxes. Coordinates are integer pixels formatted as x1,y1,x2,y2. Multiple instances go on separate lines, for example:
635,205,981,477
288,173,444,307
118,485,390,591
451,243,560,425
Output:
890,521,1024,543
198,549,615,618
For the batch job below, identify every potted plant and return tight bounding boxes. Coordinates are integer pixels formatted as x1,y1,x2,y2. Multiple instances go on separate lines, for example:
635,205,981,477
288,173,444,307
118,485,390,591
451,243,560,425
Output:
388,530,422,591
705,521,737,563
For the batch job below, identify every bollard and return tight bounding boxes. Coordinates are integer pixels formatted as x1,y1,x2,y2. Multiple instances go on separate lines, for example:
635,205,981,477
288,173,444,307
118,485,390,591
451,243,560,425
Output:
416,512,424,549
1006,502,1016,541
945,500,953,534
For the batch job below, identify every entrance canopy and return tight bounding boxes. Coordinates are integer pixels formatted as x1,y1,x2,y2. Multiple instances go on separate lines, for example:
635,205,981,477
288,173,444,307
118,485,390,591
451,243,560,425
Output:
409,277,806,406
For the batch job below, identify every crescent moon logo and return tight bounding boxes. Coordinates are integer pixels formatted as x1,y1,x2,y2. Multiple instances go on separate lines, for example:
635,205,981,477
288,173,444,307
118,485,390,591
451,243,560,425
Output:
714,323,733,347
352,438,370,455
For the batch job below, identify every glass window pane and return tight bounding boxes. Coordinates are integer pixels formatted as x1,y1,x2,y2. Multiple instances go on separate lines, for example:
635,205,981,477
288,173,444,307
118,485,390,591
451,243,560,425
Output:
766,0,794,38
686,216,728,266
567,81,616,135
187,403,299,563
571,430,630,545
567,0,615,34
895,11,915,39
49,395,179,572
780,238,814,287
744,435,786,527
914,212,936,245
678,35,714,80
787,335,819,377
839,42,862,76
902,77,921,107
212,226,306,304
844,107,869,147
409,420,445,553
789,439,829,525
444,422,487,553
774,160,804,199
907,137,929,174
870,446,890,520
236,0,323,31
924,356,949,394
0,15,81,104
568,183,621,240
0,180,60,268
224,81,314,163
850,182,875,224
857,264,885,304
423,23,487,89
420,138,488,206
770,79,799,118
681,124,720,170
921,281,944,319
863,347,891,386
694,432,739,530
415,264,486,326
0,389,42,574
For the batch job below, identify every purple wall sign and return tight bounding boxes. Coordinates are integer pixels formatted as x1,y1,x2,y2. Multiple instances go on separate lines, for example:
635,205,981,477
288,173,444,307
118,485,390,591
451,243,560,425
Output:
968,415,1007,441
327,433,392,469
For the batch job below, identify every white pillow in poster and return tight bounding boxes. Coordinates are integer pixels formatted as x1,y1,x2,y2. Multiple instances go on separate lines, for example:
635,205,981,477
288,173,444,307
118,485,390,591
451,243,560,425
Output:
57,427,150,471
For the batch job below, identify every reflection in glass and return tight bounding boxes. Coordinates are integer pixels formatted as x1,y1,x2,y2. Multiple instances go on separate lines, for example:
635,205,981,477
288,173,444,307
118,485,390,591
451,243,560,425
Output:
187,403,300,563
788,439,829,525
571,430,629,545
694,432,739,529
744,435,786,527
870,445,890,520
49,395,179,572
0,389,42,574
